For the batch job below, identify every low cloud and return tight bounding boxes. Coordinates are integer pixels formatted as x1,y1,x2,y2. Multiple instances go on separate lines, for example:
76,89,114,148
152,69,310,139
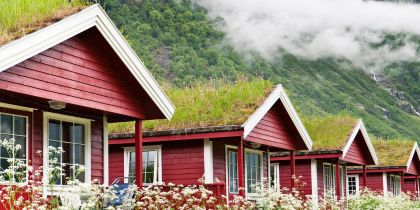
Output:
194,0,420,71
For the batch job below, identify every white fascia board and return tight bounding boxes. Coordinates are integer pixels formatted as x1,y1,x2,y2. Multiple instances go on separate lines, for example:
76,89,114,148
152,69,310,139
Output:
0,4,174,120
342,120,379,165
383,172,388,197
311,159,318,209
103,115,109,186
203,138,214,184
406,142,419,171
241,84,313,150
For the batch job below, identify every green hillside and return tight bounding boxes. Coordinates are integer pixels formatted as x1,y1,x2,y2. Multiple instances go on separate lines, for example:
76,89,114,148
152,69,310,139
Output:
102,0,420,140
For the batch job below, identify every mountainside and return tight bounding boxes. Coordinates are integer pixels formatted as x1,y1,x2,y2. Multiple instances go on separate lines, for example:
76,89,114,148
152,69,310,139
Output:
101,0,420,140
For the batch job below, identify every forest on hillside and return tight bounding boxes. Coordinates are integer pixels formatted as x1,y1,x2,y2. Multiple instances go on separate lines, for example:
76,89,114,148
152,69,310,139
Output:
100,0,420,140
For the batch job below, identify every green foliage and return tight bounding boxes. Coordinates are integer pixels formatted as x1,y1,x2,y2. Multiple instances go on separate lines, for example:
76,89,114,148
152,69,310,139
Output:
303,114,358,150
372,138,415,166
102,0,420,140
0,0,87,45
108,79,273,133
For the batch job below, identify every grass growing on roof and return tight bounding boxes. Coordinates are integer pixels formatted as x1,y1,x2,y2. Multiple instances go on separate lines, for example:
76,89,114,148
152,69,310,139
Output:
372,138,415,167
108,79,274,133
303,114,358,150
0,0,87,45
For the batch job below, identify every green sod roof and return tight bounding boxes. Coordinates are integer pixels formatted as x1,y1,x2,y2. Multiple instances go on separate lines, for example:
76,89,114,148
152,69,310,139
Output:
0,0,87,46
372,138,415,167
109,79,275,134
302,115,359,150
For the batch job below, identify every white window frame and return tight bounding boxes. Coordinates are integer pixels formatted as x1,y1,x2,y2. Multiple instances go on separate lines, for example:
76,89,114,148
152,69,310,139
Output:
42,112,91,193
347,174,360,196
225,144,239,199
0,111,29,184
123,145,162,185
244,148,264,197
269,162,280,192
225,146,239,194
323,163,346,197
389,174,401,196
323,163,334,194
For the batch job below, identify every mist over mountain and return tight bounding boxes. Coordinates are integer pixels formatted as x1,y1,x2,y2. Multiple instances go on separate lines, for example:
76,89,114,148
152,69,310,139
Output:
101,0,420,140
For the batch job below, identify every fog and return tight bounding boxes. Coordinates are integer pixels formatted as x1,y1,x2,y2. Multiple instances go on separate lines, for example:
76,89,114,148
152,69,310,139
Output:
194,0,420,71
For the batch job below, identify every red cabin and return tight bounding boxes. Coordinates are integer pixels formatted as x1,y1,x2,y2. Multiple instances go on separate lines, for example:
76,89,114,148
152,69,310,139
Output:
108,81,313,199
270,117,378,205
348,140,420,197
0,4,174,193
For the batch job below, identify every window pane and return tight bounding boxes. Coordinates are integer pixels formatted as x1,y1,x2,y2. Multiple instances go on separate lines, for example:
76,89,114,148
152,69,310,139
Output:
228,151,238,193
48,120,60,141
130,151,135,164
144,172,153,183
1,114,12,134
148,150,156,162
0,134,12,158
129,162,135,176
72,144,85,165
0,158,9,171
62,121,73,143
146,162,154,173
63,164,71,185
14,135,26,159
76,169,85,182
73,124,84,144
14,117,26,136
142,151,147,162
61,142,71,164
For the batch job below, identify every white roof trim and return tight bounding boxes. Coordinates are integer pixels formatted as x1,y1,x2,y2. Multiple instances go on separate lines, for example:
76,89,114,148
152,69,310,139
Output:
0,4,174,120
405,142,420,171
342,120,379,165
241,84,313,150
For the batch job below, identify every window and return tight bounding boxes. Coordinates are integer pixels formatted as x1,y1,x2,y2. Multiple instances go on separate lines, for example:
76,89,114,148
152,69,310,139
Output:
124,146,162,185
323,164,334,193
0,113,28,182
389,174,401,196
44,112,91,187
227,150,239,194
323,163,346,196
47,119,87,184
270,163,280,191
347,175,359,196
245,150,262,194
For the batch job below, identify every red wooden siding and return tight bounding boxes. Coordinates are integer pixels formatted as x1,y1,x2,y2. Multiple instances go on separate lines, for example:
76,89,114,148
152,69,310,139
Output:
213,141,227,183
263,152,269,179
0,28,154,119
108,146,125,184
364,173,384,192
32,110,43,171
91,118,104,182
279,160,313,196
245,101,306,150
404,178,416,194
344,132,373,165
162,140,204,185
407,153,420,176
